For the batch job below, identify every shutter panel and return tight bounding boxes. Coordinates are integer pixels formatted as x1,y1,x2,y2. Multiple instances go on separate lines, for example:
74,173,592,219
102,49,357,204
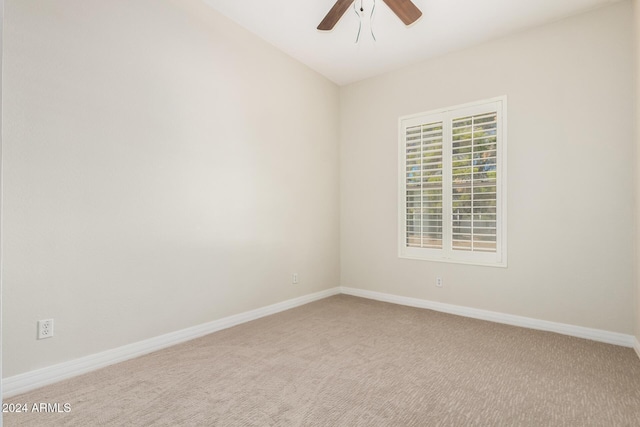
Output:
451,112,497,253
405,121,443,249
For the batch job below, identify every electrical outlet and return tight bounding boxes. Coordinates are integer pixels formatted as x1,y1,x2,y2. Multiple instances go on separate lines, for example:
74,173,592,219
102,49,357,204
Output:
436,277,443,288
38,319,54,339
292,273,299,284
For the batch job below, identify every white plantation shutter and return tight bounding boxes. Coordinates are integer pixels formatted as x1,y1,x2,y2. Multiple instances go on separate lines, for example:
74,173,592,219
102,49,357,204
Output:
399,97,506,266
451,112,497,253
405,121,443,249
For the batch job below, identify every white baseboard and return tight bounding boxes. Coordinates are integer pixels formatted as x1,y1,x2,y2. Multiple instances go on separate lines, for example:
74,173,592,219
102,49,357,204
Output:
2,287,341,398
340,287,636,348
4,286,636,398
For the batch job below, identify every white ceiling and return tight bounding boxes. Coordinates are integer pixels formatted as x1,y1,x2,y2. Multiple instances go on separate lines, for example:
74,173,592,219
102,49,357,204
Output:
203,0,621,85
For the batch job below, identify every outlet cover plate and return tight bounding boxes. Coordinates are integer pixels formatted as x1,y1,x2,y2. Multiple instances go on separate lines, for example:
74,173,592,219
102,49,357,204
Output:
38,319,54,339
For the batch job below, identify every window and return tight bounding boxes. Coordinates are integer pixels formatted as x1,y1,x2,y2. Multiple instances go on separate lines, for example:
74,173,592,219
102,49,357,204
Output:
398,97,507,267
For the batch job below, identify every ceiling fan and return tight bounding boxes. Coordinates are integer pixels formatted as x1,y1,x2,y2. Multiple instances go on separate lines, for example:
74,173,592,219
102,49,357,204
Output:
318,0,422,31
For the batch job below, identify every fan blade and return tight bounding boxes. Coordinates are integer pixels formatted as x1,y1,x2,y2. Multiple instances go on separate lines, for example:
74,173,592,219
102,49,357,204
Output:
382,0,422,26
318,0,355,31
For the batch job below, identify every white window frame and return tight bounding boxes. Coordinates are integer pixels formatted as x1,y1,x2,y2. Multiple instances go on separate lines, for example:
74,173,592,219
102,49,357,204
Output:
398,96,507,267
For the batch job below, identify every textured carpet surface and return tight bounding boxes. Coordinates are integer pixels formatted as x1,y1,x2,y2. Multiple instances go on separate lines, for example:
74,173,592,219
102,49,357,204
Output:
4,295,640,426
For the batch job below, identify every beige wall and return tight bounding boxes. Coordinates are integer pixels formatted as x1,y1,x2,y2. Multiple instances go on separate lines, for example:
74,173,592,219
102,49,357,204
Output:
0,0,4,412
635,0,640,342
2,0,340,377
340,2,635,334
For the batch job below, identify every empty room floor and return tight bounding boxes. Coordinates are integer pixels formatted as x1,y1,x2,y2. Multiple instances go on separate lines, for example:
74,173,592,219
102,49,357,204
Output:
4,295,640,426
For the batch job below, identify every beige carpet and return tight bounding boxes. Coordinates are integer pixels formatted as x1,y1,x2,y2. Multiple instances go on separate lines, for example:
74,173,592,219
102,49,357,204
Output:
4,295,640,426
